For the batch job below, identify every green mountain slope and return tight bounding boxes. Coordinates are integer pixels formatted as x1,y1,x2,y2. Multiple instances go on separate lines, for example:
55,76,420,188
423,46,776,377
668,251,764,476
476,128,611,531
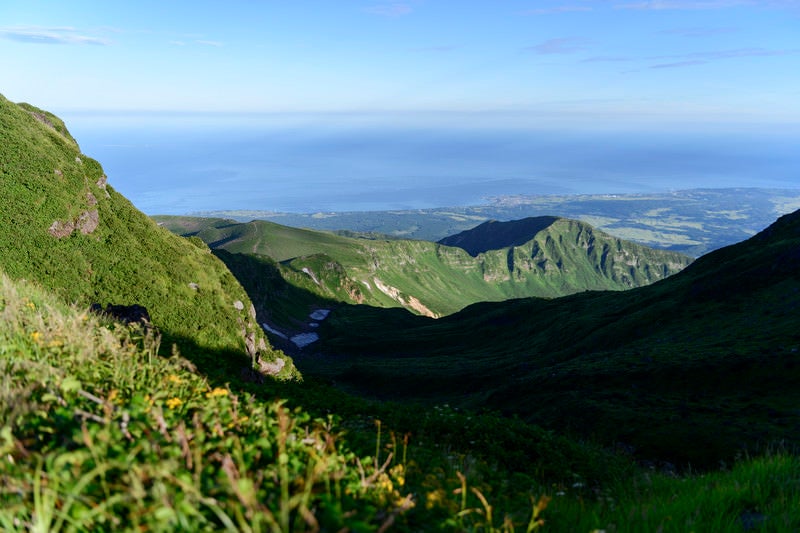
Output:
0,95,295,378
157,215,691,319
438,216,561,255
313,208,800,466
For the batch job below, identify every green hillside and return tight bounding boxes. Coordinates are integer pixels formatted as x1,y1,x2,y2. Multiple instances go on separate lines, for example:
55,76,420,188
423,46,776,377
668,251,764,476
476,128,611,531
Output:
157,215,691,320
3,94,800,530
0,95,295,379
313,208,800,466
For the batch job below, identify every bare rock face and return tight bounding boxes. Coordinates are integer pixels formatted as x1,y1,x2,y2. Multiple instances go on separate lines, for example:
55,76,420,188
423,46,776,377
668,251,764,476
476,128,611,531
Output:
49,209,99,238
96,174,111,198
48,220,75,238
258,356,286,376
76,210,99,234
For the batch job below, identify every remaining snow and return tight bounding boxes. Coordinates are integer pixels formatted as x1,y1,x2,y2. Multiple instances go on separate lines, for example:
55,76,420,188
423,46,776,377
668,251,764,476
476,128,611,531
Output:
301,267,321,285
309,309,331,321
262,323,288,340
291,332,319,348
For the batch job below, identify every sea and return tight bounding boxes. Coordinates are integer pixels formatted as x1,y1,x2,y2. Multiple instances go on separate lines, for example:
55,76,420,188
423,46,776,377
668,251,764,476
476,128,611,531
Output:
61,111,800,215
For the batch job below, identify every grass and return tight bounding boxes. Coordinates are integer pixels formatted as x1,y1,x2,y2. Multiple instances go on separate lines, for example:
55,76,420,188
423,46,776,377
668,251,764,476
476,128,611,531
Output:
0,94,294,379
157,215,691,318
3,272,799,531
309,209,800,467
0,273,415,531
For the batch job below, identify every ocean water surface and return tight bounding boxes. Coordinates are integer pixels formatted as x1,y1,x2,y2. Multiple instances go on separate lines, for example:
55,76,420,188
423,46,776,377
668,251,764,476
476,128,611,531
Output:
62,112,800,215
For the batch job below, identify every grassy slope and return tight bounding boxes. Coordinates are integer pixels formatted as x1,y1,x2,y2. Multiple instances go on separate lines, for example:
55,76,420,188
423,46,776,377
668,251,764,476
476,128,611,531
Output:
157,215,691,317
0,95,294,378
3,254,798,531
315,209,800,466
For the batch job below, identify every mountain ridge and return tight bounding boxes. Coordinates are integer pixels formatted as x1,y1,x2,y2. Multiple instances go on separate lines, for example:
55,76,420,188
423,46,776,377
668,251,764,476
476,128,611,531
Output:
157,215,692,321
311,207,800,465
0,93,295,379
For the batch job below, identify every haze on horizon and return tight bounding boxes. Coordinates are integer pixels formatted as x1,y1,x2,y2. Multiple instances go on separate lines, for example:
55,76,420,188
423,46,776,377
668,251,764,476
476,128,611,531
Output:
2,0,799,129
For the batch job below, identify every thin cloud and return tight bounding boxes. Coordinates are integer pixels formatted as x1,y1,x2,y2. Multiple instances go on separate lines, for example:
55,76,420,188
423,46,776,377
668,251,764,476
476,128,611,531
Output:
659,47,799,60
365,3,413,16
521,6,593,14
196,40,223,47
582,55,634,63
0,25,110,45
647,47,799,68
661,27,739,37
615,0,754,9
528,37,590,54
650,59,708,68
414,45,457,52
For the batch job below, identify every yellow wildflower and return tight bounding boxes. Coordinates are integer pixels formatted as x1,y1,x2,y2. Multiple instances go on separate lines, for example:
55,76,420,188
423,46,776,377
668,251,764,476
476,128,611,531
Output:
206,387,229,398
166,397,183,409
166,374,182,384
26,301,35,310
30,331,41,343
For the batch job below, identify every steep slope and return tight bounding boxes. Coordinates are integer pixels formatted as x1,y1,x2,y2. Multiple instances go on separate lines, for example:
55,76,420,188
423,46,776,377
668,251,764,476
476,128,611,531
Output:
314,209,800,465
158,215,692,319
438,216,560,255
0,95,294,378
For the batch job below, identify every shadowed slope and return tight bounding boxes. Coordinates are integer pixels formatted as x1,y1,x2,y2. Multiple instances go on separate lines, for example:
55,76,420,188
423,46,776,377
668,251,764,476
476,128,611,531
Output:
438,216,560,256
313,209,800,465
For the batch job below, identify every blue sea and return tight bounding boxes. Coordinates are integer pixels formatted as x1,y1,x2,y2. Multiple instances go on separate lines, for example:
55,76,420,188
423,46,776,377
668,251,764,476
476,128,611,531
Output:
61,112,800,215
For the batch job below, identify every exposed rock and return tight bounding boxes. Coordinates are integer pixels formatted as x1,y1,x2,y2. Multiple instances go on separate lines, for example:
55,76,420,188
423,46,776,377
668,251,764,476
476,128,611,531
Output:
233,300,244,311
54,169,63,177
258,356,286,376
244,331,257,358
188,282,199,291
96,174,111,198
249,303,257,319
49,210,99,238
48,220,75,238
76,210,99,234
29,111,56,130
86,191,97,206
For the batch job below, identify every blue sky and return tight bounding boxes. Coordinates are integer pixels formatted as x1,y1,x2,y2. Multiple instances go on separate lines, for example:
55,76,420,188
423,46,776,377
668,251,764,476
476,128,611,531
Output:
1,0,799,126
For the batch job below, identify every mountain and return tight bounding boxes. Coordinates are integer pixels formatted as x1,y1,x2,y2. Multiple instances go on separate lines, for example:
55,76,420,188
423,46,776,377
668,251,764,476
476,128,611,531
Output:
312,208,800,466
157,215,691,322
196,187,800,256
0,94,295,379
437,216,561,255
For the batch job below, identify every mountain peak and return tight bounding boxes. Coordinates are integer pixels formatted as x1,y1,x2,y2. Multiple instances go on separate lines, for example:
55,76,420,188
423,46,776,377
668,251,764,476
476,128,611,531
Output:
438,216,561,256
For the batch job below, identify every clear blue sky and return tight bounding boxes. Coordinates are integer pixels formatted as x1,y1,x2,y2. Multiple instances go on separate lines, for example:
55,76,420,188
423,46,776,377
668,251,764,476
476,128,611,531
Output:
2,0,799,126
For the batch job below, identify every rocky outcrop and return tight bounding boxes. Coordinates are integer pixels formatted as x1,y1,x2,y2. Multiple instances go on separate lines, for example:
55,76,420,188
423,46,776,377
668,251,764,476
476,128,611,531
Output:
48,209,99,238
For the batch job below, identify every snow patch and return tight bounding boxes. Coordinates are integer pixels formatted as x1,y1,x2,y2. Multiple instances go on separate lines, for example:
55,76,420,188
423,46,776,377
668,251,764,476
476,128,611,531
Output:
301,267,321,285
309,309,331,321
291,332,319,348
262,323,288,340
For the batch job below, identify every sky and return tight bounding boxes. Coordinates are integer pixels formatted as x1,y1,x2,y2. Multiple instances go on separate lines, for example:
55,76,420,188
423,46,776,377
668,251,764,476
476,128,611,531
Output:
1,0,799,127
